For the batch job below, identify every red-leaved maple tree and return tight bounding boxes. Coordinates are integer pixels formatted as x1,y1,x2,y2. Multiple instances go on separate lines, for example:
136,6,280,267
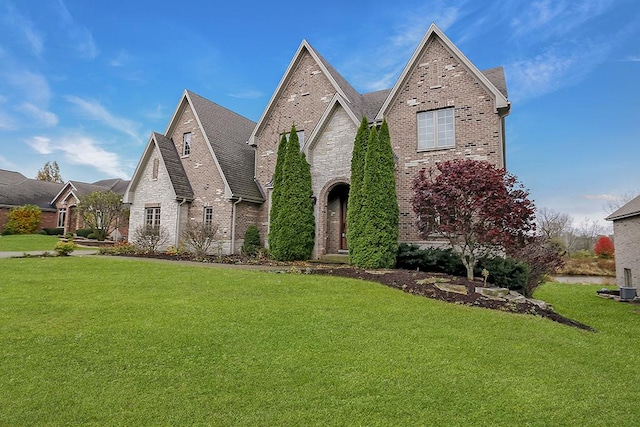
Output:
412,159,536,280
594,235,614,258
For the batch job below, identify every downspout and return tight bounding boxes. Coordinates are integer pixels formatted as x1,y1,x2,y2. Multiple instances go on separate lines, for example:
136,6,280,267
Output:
176,198,187,246
231,197,243,255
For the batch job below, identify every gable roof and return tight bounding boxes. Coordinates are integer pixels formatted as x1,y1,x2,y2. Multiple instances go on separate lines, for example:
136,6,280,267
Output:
124,132,194,204
606,194,640,221
51,177,131,206
375,23,510,121
183,91,263,202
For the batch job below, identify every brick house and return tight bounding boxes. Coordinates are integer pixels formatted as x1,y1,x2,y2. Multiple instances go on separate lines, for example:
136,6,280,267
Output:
0,169,63,231
51,178,130,238
126,23,510,256
124,90,262,252
606,195,640,291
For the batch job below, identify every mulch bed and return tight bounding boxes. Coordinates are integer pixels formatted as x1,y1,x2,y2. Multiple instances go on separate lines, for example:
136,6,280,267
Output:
311,267,595,331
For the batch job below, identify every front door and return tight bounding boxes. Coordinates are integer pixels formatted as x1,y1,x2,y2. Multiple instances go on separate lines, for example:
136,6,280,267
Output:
340,197,348,250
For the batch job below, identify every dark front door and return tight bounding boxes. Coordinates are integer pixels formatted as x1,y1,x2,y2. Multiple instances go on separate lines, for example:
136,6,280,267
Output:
340,197,348,250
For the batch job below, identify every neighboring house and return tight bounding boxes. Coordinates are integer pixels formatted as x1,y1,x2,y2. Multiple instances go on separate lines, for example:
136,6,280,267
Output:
605,195,640,290
0,169,64,230
126,23,510,256
51,178,130,238
124,90,262,253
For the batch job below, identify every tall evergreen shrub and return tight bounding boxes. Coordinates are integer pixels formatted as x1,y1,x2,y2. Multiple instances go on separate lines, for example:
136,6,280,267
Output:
268,133,288,253
351,120,399,268
346,116,370,264
268,125,315,260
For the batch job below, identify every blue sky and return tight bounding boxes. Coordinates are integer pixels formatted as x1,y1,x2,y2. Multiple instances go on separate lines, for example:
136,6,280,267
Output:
1,0,638,227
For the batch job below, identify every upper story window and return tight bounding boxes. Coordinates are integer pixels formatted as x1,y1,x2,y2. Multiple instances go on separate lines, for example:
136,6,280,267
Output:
284,130,304,150
203,206,213,226
183,132,192,156
152,158,159,180
417,108,455,150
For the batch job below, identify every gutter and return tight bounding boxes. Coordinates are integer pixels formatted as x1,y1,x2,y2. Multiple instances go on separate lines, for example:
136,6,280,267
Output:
231,197,243,255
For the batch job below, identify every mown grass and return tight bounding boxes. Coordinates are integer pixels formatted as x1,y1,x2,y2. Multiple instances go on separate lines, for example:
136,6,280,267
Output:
0,234,61,251
1,257,638,425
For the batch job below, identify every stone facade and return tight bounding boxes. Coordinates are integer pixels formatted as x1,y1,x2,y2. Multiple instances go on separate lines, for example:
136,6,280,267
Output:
128,145,181,248
612,217,640,289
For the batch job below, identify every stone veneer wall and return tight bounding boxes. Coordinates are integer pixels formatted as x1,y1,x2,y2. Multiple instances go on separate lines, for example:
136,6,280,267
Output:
385,37,506,243
128,145,179,249
613,216,640,289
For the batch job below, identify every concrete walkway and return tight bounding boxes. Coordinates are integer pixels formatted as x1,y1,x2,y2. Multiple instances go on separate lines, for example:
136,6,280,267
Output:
0,249,99,258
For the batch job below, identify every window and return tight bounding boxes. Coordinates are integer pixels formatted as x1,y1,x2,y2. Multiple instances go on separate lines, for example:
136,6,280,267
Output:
145,207,161,228
182,132,191,156
417,108,455,150
57,208,66,228
152,158,159,180
204,206,213,226
284,130,304,150
624,268,632,287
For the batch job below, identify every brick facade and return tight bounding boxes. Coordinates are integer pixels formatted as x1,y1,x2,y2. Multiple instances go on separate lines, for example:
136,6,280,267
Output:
612,217,640,289
385,37,506,243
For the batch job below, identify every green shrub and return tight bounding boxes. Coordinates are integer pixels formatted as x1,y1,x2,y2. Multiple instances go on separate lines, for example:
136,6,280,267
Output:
476,257,529,293
98,242,138,256
75,228,92,238
54,241,76,256
1,228,14,236
396,244,465,276
42,227,64,235
87,233,97,240
242,225,262,257
4,204,42,234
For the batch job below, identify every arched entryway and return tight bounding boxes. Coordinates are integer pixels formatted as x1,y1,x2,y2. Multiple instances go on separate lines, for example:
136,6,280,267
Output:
326,183,349,253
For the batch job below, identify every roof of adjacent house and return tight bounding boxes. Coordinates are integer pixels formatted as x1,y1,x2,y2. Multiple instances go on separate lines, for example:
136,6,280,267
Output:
186,90,263,202
0,170,64,211
606,194,640,221
152,132,194,201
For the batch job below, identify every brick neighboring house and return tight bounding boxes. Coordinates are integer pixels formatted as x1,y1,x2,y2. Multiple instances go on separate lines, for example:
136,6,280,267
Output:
0,169,63,231
606,195,640,291
126,23,510,256
51,178,130,238
124,90,262,253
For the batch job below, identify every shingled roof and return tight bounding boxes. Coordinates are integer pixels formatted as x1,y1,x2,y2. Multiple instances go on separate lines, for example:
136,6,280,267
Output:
606,194,640,221
0,170,63,211
152,132,194,201
186,90,263,202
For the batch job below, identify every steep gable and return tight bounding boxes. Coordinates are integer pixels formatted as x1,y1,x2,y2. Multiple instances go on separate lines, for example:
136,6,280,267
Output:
376,23,509,121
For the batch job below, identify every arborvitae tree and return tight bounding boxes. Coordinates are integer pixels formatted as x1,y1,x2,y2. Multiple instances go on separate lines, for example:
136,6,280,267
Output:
269,125,315,260
346,116,370,264
268,133,288,253
352,120,399,268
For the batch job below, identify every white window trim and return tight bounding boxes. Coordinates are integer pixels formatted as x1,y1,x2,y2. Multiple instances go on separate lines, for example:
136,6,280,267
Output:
417,108,455,151
182,132,191,157
203,206,213,226
284,130,304,150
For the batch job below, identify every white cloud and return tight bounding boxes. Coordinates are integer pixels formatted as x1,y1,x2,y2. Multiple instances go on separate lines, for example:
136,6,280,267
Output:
65,95,142,142
507,50,576,101
27,136,54,154
623,54,640,62
19,103,58,127
228,90,264,99
54,0,98,59
27,134,128,178
0,111,18,130
4,70,52,105
583,194,619,201
1,3,44,56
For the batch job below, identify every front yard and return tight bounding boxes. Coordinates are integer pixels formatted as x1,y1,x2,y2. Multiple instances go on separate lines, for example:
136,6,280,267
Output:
1,256,638,425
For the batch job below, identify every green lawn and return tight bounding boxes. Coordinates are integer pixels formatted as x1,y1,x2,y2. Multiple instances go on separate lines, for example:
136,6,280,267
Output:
0,234,61,251
1,257,638,426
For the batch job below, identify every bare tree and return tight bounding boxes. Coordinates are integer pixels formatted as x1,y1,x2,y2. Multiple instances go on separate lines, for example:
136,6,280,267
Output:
181,220,220,257
536,208,572,240
604,191,639,215
133,225,169,253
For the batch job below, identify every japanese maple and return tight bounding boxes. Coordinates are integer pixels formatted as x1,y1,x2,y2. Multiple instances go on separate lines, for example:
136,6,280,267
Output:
412,159,536,280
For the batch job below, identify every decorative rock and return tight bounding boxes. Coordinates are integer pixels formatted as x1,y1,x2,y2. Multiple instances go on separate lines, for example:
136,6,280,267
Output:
475,287,510,298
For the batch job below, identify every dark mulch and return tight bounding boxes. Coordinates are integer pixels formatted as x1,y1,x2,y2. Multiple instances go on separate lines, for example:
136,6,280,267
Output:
311,267,595,331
